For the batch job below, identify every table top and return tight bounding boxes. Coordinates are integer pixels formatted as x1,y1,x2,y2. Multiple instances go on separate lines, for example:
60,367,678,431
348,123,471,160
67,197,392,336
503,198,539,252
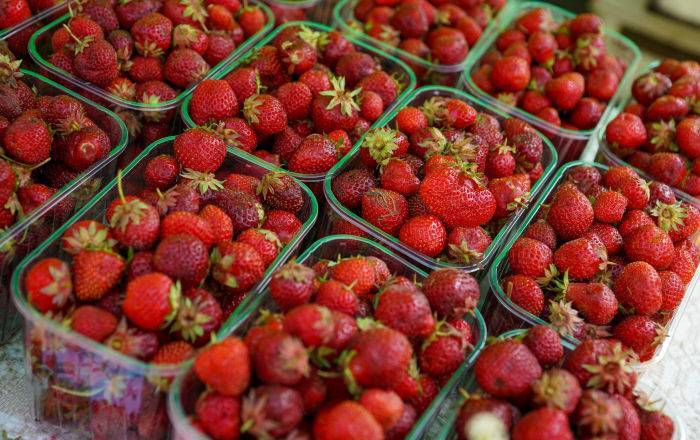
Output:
0,283,698,439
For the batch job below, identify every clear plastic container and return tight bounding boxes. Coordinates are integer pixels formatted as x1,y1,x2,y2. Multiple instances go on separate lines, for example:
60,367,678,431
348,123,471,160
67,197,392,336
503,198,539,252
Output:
487,160,700,371
10,135,317,439
264,0,336,24
323,85,558,273
462,1,642,163
181,20,417,195
595,61,700,207
333,0,514,87
0,69,128,346
27,2,274,138
168,234,488,440
0,1,67,56
432,328,687,440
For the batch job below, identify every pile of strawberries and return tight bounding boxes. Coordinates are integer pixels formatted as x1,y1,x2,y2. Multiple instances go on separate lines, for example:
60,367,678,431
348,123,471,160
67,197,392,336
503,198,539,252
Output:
605,58,700,196
0,57,116,240
330,95,547,264
455,325,675,439
1,0,61,55
350,0,504,80
472,8,628,131
504,164,700,361
186,23,408,177
24,128,308,371
185,259,481,440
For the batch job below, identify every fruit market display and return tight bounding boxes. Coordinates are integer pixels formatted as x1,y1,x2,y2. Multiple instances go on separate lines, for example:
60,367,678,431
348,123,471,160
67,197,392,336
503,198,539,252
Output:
0,57,123,245
603,58,700,197
502,164,700,361
184,23,413,178
470,8,629,132
180,258,482,439
329,92,549,265
343,0,505,84
454,326,676,439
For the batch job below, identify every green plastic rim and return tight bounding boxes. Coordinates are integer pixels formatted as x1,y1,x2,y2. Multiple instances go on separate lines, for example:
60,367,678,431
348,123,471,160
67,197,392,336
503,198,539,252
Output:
180,20,418,182
27,1,274,112
169,234,488,440
332,0,515,74
463,0,642,139
323,85,559,272
10,135,318,377
0,68,128,250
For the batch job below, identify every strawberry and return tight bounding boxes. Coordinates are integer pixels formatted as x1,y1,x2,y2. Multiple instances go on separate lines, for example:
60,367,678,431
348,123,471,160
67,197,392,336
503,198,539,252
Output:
380,158,419,196
360,127,409,167
127,56,163,83
237,228,281,266
447,226,492,263
311,76,361,133
423,267,479,319
73,38,120,88
172,24,208,54
3,112,51,165
545,72,585,111
269,260,313,310
593,190,627,223
195,336,250,396
676,117,700,159
131,12,173,57
62,125,111,171
315,280,358,316
73,250,125,301
358,389,404,431
173,127,226,173
256,172,303,213
171,287,222,346
475,339,542,401
153,234,209,289
419,321,468,377
25,258,72,313
427,27,468,65
553,237,607,280
152,340,194,364
659,270,685,311
313,401,383,440
332,167,376,209
224,67,259,103
357,70,398,109
531,368,582,416
639,408,675,439
331,256,376,298
283,303,335,348
546,183,593,240
396,106,428,135
343,327,413,390
398,214,446,258
163,47,210,88
502,274,544,316
211,241,265,294
513,407,574,439
361,188,408,236
624,224,674,270
613,315,662,361
614,261,662,315
219,117,258,152
107,193,160,250
646,95,688,121
61,220,116,254
574,390,624,438
188,79,238,125
144,154,179,189
240,385,304,438
375,283,435,338
566,282,618,325
243,94,287,136
195,392,241,440
0,0,31,28
275,81,312,121
123,272,180,331
262,210,301,244
488,173,531,219
238,4,265,36
456,397,517,438
524,219,557,250
205,31,235,65
127,251,154,280
288,134,338,174
508,237,553,278
523,325,563,367
648,152,687,186
253,329,310,386
70,305,118,342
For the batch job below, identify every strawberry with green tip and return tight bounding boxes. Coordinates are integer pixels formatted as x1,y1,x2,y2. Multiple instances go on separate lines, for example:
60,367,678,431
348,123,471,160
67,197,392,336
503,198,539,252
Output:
123,272,181,331
211,241,265,294
25,258,72,313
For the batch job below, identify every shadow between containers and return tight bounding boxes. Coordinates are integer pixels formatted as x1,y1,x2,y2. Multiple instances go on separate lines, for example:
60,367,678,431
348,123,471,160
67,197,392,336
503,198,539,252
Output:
322,85,559,274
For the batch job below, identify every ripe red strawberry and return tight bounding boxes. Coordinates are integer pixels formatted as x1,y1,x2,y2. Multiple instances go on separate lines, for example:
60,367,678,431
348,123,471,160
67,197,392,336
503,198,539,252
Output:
131,12,172,57
331,256,376,298
423,268,479,319
237,228,281,266
171,288,222,346
545,72,585,111
238,4,266,36
243,93,287,136
491,55,531,92
153,234,209,289
315,280,358,316
144,154,179,189
127,56,163,83
107,194,160,250
523,325,563,367
257,171,304,213
475,339,542,401
614,261,662,315
358,388,404,432
613,314,662,361
553,237,607,280
593,190,627,224
163,48,209,88
396,106,428,136
313,401,383,440
3,112,51,165
659,270,685,311
195,392,241,440
488,173,531,219
253,329,310,386
624,224,674,270
153,340,194,364
531,368,582,416
375,283,435,338
195,336,250,396
514,407,575,439
446,226,492,263
332,167,376,210
62,125,111,172
73,250,125,301
172,24,208,54
503,274,544,316
524,219,557,250
508,237,553,278
127,251,154,280
211,241,264,294
173,127,226,173
262,210,301,244
205,31,235,65
639,409,675,439
189,79,238,125
547,183,594,240
361,188,408,236
311,76,361,134
269,261,315,310
224,67,259,103
61,220,116,255
70,305,118,342
74,38,120,88
399,214,446,258
288,134,338,174
275,81,312,121
343,327,413,390
360,127,409,167
419,320,468,377
676,117,700,159
566,282,618,325
240,385,304,438
25,258,72,313
380,158,419,196
633,70,672,105
123,272,180,331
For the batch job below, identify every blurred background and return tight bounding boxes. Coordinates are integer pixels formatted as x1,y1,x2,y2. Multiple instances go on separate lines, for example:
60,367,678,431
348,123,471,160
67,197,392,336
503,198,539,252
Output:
551,0,700,63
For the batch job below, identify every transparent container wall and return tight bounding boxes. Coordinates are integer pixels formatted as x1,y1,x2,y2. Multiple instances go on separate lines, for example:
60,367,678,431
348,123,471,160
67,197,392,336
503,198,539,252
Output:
180,20,417,190
323,85,558,273
11,136,317,439
27,1,273,122
433,329,687,440
333,0,515,87
462,1,641,163
169,235,488,440
265,0,336,24
0,69,127,346
487,160,700,371
0,1,67,57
